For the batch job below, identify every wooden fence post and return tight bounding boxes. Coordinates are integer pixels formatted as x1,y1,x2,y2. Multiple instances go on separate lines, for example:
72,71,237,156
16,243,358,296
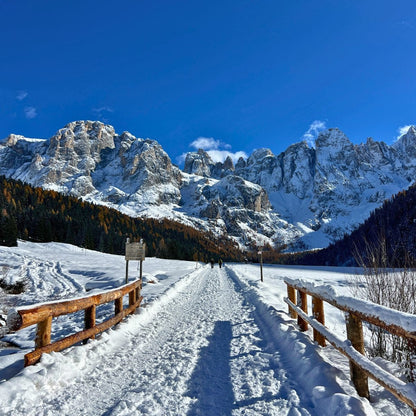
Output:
35,316,52,350
115,297,123,315
129,288,136,307
287,284,297,319
84,305,96,343
312,296,326,347
297,289,308,331
346,312,369,399
408,339,416,416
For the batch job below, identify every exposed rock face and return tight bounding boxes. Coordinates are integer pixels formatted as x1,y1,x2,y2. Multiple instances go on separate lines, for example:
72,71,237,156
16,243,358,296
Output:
201,176,270,213
183,150,235,179
2,121,416,250
183,149,213,177
393,126,416,170
0,120,183,206
233,127,416,245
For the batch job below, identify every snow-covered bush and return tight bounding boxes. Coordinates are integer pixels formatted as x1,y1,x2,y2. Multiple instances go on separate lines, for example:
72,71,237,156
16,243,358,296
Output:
0,266,26,294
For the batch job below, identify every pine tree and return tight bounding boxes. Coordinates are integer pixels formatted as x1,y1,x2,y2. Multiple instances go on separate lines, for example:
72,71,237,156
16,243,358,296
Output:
0,213,18,246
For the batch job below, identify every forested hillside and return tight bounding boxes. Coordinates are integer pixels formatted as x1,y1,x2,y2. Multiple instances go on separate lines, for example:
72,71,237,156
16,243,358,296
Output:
0,176,243,262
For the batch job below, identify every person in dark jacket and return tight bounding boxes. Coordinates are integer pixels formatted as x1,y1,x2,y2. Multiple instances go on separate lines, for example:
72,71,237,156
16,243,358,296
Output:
210,259,214,268
218,258,223,268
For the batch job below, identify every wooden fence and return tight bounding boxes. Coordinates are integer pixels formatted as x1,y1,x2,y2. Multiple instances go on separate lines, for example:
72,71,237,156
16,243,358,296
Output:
284,278,416,413
7,279,142,366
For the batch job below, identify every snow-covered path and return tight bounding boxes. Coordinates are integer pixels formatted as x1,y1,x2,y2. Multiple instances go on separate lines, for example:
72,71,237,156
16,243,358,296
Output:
1,266,331,415
1,251,387,416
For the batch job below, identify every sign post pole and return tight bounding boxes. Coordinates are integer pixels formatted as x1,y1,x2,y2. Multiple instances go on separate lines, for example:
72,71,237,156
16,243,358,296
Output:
258,250,263,282
125,238,130,284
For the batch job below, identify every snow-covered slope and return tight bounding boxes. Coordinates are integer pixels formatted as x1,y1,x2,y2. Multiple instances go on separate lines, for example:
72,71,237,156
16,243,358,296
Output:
1,121,416,250
0,241,410,415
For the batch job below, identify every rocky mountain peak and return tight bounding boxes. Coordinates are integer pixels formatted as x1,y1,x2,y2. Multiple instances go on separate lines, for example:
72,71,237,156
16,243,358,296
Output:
246,148,274,166
235,157,246,170
3,134,28,146
183,149,214,177
314,128,355,168
183,150,237,179
315,128,352,150
223,156,234,170
38,120,117,189
48,120,116,159
393,125,416,158
2,134,46,147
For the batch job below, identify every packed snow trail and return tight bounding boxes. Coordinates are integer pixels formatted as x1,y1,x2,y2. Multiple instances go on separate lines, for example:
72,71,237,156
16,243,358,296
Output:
0,266,369,415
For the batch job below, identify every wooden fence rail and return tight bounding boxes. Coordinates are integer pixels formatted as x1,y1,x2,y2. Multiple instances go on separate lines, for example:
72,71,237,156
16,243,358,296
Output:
284,278,416,413
7,279,143,366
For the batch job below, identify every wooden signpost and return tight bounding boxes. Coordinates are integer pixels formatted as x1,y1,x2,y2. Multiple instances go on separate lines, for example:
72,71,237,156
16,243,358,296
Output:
125,238,145,284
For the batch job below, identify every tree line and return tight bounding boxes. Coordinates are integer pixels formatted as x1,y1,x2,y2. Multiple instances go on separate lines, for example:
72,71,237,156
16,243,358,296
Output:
0,176,243,262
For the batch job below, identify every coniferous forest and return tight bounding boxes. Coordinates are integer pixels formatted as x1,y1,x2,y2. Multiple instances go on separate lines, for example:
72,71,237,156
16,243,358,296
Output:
0,176,243,262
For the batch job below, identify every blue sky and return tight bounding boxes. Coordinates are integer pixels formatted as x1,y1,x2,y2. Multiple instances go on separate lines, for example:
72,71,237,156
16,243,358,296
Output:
1,0,416,165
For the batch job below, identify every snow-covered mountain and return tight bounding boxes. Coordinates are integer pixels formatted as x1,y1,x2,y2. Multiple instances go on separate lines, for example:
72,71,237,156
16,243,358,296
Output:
1,120,416,250
185,125,416,249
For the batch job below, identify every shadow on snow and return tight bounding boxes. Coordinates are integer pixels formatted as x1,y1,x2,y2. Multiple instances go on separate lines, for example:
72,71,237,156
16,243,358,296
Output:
186,320,234,416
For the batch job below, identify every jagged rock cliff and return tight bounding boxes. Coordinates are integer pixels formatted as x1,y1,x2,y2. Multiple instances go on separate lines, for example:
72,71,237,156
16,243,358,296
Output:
1,121,416,250
0,121,183,206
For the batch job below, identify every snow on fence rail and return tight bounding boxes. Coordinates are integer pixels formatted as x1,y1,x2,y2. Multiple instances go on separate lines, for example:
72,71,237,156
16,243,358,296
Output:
7,279,143,366
284,278,416,414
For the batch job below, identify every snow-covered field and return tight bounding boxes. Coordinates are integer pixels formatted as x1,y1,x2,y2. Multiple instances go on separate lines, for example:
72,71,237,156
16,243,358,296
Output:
0,241,413,415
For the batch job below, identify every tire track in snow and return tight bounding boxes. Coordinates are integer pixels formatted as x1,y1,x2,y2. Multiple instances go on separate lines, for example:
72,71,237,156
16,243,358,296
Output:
1,266,314,415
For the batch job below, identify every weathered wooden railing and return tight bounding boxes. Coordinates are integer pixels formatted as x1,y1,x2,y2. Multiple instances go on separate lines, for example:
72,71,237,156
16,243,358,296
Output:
7,279,143,366
285,278,416,413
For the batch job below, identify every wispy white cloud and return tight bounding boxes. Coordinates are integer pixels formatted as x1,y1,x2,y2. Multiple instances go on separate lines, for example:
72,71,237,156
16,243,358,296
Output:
302,120,327,147
177,136,247,166
92,106,114,122
399,19,414,29
93,106,114,114
16,90,28,101
24,106,37,119
190,137,221,150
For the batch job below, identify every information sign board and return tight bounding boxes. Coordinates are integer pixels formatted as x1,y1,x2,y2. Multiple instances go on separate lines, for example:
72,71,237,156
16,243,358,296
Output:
125,242,145,261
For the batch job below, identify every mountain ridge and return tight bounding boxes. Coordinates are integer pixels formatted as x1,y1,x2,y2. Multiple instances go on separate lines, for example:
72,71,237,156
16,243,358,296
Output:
1,120,415,250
